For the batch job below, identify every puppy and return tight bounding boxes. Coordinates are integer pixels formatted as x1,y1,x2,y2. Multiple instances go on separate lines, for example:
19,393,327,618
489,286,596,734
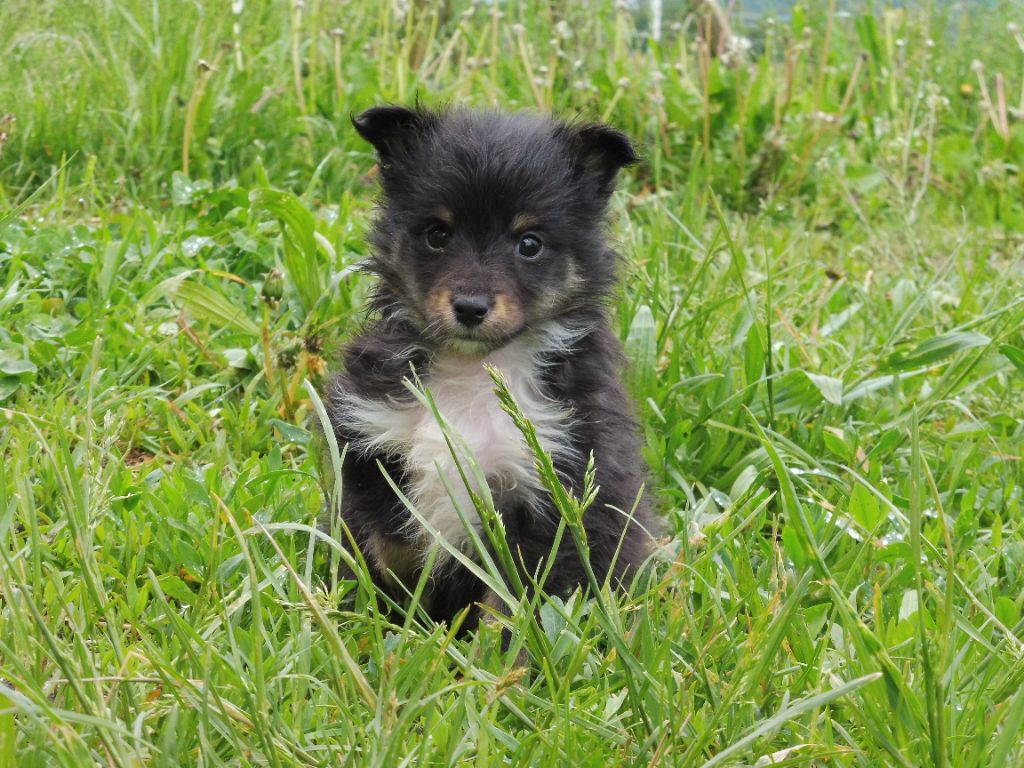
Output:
325,105,658,629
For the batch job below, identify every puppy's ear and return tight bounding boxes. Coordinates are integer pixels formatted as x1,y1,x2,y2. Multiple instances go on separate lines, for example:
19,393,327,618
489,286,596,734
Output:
352,105,435,159
569,123,639,195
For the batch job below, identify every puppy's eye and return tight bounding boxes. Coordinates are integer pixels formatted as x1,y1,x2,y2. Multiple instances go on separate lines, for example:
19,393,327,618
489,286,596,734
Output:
425,225,451,251
516,233,543,260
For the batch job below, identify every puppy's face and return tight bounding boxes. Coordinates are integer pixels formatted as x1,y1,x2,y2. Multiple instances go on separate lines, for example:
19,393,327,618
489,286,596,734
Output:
355,106,637,354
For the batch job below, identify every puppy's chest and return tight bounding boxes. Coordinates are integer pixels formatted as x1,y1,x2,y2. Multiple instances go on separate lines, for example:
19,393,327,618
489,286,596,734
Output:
347,343,573,520
418,366,528,477
395,352,566,489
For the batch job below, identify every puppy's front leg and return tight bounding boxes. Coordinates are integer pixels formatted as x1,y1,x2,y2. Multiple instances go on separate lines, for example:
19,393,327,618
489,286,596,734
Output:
473,515,574,665
477,586,531,666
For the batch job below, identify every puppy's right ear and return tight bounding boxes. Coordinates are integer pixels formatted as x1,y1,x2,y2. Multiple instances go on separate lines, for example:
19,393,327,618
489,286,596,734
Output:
352,105,434,159
568,122,639,197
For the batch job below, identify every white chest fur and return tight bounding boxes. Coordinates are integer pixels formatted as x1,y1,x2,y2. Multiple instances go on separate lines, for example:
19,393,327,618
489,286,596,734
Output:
335,326,580,561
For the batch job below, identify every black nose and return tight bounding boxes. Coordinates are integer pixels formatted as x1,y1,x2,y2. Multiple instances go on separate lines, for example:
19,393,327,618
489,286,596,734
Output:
452,295,491,327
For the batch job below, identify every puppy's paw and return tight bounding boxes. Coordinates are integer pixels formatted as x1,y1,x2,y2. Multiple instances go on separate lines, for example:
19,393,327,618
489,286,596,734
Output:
478,588,530,668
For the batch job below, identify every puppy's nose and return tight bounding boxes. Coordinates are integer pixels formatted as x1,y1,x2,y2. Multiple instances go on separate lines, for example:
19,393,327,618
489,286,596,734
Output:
451,295,491,327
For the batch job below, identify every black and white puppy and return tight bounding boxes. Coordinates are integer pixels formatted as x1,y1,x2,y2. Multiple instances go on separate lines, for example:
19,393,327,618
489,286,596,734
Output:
325,105,658,627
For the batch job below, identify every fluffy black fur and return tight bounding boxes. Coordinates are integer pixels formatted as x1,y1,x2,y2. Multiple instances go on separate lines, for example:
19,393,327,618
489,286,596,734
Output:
324,104,659,628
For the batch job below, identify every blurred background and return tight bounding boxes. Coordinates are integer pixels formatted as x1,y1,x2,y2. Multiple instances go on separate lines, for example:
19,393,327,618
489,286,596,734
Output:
2,0,1022,226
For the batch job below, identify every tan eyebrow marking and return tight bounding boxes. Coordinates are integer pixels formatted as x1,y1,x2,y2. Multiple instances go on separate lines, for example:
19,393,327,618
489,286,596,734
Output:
511,213,539,232
434,208,454,226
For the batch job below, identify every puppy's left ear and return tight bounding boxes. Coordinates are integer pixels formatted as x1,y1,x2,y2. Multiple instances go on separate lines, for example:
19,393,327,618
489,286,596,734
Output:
352,104,436,160
570,123,639,196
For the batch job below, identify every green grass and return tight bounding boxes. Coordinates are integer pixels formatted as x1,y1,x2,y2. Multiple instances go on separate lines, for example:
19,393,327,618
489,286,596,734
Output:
2,0,1024,765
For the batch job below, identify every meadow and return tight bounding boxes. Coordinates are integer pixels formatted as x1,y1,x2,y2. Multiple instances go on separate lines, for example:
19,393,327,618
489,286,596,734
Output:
1,0,1023,765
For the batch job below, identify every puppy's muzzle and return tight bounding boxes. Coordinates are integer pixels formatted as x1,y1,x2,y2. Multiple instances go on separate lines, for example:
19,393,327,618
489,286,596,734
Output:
451,294,492,328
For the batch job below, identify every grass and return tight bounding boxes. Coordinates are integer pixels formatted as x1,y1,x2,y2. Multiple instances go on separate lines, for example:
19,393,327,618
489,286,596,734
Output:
2,0,1024,765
